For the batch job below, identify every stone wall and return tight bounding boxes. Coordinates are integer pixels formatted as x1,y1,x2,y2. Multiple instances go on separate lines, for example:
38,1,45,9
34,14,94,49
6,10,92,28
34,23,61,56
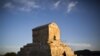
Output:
17,22,76,56
32,26,48,44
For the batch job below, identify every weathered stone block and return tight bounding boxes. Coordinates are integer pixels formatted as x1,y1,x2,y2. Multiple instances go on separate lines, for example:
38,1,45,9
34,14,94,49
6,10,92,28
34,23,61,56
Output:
17,22,76,56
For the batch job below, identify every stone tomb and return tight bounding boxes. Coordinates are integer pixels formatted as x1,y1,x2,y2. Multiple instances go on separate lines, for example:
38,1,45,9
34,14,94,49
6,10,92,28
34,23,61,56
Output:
17,22,76,56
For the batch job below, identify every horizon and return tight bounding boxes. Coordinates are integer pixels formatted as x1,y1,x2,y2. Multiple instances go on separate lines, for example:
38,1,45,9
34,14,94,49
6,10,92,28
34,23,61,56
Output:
0,0,100,55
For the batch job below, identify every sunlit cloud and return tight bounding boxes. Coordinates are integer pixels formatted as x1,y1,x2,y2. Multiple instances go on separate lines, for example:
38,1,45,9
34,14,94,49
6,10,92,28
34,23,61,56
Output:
3,0,40,12
67,1,78,13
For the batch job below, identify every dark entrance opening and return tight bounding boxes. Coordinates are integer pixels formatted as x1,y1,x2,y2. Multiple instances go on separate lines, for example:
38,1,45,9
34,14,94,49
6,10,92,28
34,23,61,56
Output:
53,35,56,40
63,51,66,56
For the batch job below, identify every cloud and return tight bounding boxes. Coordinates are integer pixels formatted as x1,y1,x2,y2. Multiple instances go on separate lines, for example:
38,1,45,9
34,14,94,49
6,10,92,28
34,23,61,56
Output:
67,43,91,47
3,2,15,9
3,0,40,12
0,45,21,54
54,0,61,8
67,1,78,13
3,0,78,13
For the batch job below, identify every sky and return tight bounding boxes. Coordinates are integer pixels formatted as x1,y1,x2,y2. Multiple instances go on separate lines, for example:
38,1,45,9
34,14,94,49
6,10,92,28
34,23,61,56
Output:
0,0,100,54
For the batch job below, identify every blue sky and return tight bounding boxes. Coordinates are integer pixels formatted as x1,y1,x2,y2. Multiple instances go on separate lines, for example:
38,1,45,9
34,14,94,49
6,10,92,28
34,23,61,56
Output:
0,0,100,54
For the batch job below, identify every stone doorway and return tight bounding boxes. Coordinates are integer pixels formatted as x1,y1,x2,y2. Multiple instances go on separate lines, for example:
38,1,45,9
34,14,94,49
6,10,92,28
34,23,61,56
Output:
63,51,66,56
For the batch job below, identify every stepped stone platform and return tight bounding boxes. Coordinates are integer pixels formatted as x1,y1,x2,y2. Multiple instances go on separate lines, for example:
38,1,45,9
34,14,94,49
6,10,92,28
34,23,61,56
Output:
17,22,76,56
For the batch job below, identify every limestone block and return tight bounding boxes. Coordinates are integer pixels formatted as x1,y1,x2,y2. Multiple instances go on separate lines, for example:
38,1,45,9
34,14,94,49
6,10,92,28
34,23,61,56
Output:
17,22,76,56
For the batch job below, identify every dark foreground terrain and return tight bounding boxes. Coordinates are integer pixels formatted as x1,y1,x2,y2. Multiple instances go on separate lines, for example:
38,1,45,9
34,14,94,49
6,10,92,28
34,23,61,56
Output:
1,49,100,56
75,49,100,56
